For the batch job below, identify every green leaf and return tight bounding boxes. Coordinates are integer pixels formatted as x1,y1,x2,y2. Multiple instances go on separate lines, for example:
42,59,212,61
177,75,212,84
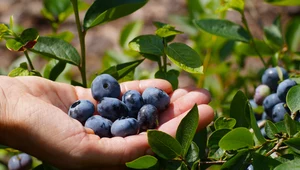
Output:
284,138,300,155
191,160,200,170
220,150,250,170
219,127,254,150
43,0,71,17
8,62,41,77
263,18,283,50
166,43,203,74
148,130,182,159
30,36,81,66
129,35,164,56
252,152,281,169
234,40,274,56
0,23,10,39
176,104,199,157
193,127,207,159
264,0,300,6
0,144,9,149
214,117,236,130
194,19,250,42
208,129,231,149
154,23,183,38
217,0,245,13
186,141,199,163
43,59,66,81
287,85,300,113
180,162,189,170
284,114,297,137
126,155,158,169
71,80,84,87
83,0,148,30
6,28,38,51
229,90,250,128
119,20,143,49
247,101,267,144
6,39,24,51
101,59,144,81
265,120,280,139
155,69,179,90
274,159,300,170
32,163,59,170
275,122,287,133
285,17,300,52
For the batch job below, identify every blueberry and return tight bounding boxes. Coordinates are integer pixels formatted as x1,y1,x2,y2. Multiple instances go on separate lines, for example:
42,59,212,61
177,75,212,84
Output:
91,74,121,101
261,67,288,92
263,93,282,118
68,99,95,125
254,84,271,105
272,102,290,122
111,118,139,137
137,104,159,132
122,90,144,118
246,164,254,170
142,87,170,111
249,99,261,120
8,153,32,170
97,97,129,121
276,79,297,102
84,115,112,137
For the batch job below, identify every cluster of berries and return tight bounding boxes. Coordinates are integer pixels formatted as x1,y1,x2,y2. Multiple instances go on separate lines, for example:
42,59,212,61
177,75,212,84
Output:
68,74,170,137
252,67,297,123
7,153,32,170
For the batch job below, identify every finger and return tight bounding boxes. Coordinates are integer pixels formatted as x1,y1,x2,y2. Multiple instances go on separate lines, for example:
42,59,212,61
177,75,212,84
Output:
159,89,211,124
119,79,173,95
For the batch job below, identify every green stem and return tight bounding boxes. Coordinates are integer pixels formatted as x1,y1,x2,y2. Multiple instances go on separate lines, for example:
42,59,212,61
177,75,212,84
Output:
71,0,87,87
241,13,267,68
24,51,34,70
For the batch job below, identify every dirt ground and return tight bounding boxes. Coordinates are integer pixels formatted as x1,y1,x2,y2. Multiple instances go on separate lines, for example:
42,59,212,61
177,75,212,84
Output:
0,0,299,83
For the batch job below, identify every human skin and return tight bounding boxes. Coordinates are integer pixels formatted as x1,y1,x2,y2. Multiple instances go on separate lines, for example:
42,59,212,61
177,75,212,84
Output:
0,76,214,170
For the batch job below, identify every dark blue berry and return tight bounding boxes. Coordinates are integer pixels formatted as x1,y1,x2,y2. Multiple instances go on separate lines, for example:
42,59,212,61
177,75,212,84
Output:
261,67,288,92
8,153,32,170
122,90,144,118
272,102,290,122
97,97,129,121
137,104,159,132
68,99,95,125
263,93,282,118
276,79,297,102
84,115,112,137
142,87,170,111
111,118,139,137
91,74,121,101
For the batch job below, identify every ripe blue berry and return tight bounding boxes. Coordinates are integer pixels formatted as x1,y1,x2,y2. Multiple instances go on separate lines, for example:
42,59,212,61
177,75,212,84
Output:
272,102,290,122
84,115,112,137
276,79,297,102
137,104,159,132
122,90,144,118
142,87,170,111
261,67,288,92
254,84,271,105
8,153,32,170
91,74,121,101
111,118,139,137
68,99,95,125
97,97,129,121
263,93,282,118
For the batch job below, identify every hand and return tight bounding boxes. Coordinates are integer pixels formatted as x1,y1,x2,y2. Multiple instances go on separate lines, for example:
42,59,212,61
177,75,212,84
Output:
0,76,214,170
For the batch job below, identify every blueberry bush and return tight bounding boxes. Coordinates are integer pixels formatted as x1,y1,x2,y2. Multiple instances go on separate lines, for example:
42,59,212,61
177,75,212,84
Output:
1,0,300,169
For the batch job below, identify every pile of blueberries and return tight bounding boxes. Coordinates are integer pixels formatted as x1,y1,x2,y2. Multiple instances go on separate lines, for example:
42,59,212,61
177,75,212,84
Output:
7,153,32,170
68,74,170,138
252,66,298,123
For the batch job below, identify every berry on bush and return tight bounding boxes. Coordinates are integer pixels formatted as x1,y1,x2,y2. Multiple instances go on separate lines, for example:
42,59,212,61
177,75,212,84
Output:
137,104,159,132
272,102,290,122
276,79,297,102
97,97,129,121
254,84,271,105
122,90,144,118
142,87,170,111
91,74,121,101
111,118,139,137
84,115,112,138
263,93,282,118
261,67,288,92
68,99,95,125
8,153,32,170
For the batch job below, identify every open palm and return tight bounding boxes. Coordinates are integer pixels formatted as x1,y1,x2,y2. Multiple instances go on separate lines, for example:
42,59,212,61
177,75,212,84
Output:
0,76,213,170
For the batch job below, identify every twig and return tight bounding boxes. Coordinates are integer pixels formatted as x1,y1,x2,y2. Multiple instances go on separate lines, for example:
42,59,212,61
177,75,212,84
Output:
265,138,284,157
